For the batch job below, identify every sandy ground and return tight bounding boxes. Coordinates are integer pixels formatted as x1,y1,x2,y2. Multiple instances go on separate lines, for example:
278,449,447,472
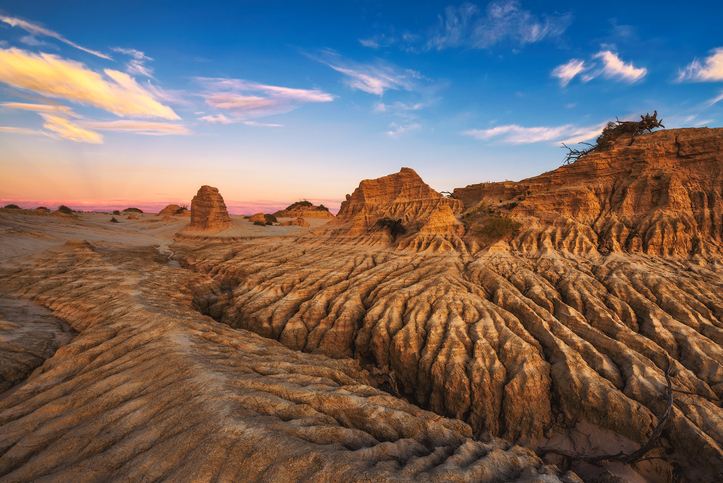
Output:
0,210,332,265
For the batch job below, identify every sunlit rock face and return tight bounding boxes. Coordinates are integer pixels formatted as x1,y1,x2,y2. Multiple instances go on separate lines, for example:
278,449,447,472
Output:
0,238,562,482
322,167,464,239
189,185,231,231
179,130,723,482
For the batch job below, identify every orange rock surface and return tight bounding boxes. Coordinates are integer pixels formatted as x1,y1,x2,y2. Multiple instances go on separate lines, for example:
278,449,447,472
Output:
188,185,231,231
279,217,310,227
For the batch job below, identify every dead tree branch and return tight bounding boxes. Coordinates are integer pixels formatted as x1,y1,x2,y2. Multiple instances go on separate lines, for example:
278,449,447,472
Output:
538,355,674,465
562,111,665,164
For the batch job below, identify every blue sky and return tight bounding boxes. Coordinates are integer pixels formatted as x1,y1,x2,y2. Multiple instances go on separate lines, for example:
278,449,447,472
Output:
1,1,722,213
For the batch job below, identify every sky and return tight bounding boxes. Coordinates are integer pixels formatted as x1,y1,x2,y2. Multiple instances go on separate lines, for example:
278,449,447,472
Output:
1,1,722,214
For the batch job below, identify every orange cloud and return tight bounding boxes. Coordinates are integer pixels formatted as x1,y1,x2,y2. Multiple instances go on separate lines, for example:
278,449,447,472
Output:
1,101,79,116
41,114,102,143
83,120,191,135
0,48,179,119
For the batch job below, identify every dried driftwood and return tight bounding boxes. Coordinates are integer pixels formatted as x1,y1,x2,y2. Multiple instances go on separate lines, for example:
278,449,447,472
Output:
562,111,665,164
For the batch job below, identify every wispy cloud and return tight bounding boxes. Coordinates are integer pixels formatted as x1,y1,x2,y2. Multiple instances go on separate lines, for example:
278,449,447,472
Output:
706,90,723,107
0,48,179,119
463,122,604,144
310,51,423,96
0,126,46,135
551,59,586,87
386,122,421,138
41,114,103,143
243,121,283,127
427,1,571,51
552,50,645,86
198,114,283,127
0,15,111,60
82,120,191,136
678,47,723,82
197,78,333,120
593,50,646,82
1,102,80,116
112,47,154,78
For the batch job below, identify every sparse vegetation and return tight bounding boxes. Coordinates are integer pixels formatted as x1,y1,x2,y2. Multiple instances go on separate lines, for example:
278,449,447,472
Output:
253,221,266,226
123,207,144,213
174,206,188,215
473,216,522,244
285,200,313,210
113,210,121,215
374,217,407,241
562,111,665,164
110,217,119,223
318,204,329,211
58,205,73,214
36,206,49,211
264,214,278,223
4,204,21,209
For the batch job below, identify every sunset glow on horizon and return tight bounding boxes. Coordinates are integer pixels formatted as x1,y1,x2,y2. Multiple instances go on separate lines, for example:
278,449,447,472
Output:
1,1,722,213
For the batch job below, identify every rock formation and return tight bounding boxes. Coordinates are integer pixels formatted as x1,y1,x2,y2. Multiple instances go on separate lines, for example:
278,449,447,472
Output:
158,204,189,216
248,213,266,224
319,167,463,242
189,185,231,231
279,217,309,227
177,133,723,482
274,201,335,219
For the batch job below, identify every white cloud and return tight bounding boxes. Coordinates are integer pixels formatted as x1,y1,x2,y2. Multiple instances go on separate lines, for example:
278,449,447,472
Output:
199,113,233,123
359,38,380,48
593,50,646,82
41,114,103,143
463,122,604,144
0,48,179,119
553,50,646,86
706,90,723,107
0,15,111,60
112,48,154,78
427,1,571,50
197,78,334,120
386,122,421,138
243,121,283,127
551,59,586,87
82,120,191,135
678,47,723,82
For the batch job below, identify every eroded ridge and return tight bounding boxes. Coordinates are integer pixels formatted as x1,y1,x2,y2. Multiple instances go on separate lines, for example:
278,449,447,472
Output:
179,233,723,481
0,241,561,482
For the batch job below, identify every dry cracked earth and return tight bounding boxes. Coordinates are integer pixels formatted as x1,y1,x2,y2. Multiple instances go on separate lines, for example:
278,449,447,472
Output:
2,128,723,482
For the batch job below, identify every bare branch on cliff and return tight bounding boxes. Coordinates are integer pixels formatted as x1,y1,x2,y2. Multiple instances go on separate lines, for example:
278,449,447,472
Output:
562,111,665,164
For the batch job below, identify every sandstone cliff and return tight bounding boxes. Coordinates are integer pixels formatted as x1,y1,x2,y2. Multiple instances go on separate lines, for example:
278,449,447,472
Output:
188,185,231,231
318,167,464,245
454,128,723,257
279,217,310,227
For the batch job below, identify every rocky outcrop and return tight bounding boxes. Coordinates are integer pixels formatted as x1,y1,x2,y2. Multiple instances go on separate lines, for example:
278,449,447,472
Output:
279,217,309,227
0,231,564,482
158,204,189,216
320,167,463,241
248,213,266,224
274,202,334,219
454,128,723,257
189,185,231,231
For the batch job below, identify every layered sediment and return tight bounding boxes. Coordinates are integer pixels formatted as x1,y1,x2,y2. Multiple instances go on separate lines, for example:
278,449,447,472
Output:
178,130,723,482
188,185,231,231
